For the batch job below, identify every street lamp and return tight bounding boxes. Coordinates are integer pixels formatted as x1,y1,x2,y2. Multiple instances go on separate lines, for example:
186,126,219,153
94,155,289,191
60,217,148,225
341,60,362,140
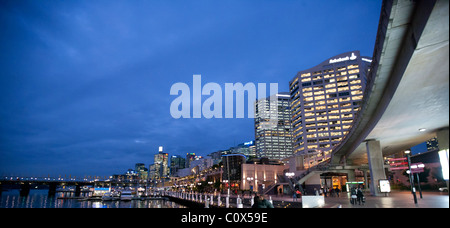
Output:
285,172,295,178
409,163,425,199
405,149,417,204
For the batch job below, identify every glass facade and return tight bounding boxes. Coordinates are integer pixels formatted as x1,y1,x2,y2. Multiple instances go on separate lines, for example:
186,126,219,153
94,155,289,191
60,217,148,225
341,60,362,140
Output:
153,152,169,179
222,154,246,181
255,92,293,160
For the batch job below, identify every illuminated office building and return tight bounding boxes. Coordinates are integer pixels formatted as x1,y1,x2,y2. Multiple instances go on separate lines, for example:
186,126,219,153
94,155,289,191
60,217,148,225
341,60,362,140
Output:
152,147,169,179
185,153,203,168
135,163,148,180
254,92,293,160
289,51,371,165
170,155,186,176
222,154,246,190
230,140,257,159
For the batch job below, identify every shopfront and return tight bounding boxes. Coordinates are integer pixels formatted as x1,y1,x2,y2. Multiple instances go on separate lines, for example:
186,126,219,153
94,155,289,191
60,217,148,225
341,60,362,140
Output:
320,172,348,192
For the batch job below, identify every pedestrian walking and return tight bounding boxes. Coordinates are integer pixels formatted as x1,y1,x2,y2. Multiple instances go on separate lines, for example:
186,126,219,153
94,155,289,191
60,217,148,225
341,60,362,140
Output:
293,189,301,202
357,186,364,205
335,187,340,197
314,188,319,196
350,187,357,205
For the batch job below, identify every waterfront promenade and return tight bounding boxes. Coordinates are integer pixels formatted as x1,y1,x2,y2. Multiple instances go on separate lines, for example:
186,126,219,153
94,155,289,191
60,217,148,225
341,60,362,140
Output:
321,191,449,208
167,190,448,208
269,190,449,208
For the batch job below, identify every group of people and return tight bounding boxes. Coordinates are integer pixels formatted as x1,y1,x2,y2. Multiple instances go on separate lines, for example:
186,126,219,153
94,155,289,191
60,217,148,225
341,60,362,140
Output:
250,185,366,208
251,194,274,208
310,185,365,206
312,187,341,197
350,186,365,205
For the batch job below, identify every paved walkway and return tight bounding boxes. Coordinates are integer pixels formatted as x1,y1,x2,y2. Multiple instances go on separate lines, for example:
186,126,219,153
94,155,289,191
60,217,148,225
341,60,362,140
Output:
320,191,449,208
260,190,448,208
168,191,448,208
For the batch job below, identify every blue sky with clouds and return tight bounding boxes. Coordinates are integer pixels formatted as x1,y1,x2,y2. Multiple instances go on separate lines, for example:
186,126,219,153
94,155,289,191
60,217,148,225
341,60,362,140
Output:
0,0,384,177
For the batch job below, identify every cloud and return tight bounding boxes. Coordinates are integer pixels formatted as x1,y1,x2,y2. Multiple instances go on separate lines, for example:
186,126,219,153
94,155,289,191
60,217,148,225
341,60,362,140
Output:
0,0,382,177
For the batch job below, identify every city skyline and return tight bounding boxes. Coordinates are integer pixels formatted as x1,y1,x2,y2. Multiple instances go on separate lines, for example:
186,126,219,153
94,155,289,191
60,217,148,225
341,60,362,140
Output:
0,0,383,177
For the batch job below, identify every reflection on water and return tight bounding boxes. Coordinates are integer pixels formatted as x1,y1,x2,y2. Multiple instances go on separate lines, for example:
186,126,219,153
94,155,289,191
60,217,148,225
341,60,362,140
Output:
0,190,185,208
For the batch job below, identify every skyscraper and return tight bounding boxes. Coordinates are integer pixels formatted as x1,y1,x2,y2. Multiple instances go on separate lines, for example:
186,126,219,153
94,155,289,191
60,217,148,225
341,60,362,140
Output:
135,163,148,180
254,92,293,160
170,155,186,176
185,153,197,168
152,147,169,179
289,51,371,166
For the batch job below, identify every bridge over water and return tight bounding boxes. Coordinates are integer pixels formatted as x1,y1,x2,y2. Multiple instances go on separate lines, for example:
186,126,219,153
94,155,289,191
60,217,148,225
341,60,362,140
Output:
0,176,150,197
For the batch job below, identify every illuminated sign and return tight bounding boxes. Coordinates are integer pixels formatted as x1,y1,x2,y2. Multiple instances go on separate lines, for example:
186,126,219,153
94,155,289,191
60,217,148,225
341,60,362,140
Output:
379,179,391,193
243,140,254,146
329,52,357,64
93,187,110,196
388,157,409,171
159,146,163,152
439,149,449,180
410,162,425,174
285,172,295,177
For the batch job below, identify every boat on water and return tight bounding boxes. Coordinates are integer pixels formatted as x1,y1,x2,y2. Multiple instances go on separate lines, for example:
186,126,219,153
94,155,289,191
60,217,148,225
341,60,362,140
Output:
120,190,133,201
102,192,120,201
56,186,74,192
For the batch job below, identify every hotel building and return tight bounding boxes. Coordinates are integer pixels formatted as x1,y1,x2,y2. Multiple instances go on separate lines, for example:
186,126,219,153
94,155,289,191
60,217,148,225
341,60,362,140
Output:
289,51,371,167
254,92,293,160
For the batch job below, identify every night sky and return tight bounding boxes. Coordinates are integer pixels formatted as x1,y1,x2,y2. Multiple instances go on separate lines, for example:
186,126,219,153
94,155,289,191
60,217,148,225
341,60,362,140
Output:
0,0,383,177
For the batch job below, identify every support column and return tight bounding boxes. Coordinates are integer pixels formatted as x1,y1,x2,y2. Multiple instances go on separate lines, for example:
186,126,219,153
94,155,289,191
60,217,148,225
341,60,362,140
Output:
346,170,356,182
437,128,449,190
366,140,386,196
304,172,321,195
363,170,370,191
48,183,57,196
20,182,31,197
75,185,81,197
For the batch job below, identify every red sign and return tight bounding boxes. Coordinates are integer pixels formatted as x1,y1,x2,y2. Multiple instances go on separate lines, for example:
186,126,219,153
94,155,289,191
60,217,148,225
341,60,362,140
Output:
388,157,407,161
390,166,409,170
388,159,425,173
390,162,408,166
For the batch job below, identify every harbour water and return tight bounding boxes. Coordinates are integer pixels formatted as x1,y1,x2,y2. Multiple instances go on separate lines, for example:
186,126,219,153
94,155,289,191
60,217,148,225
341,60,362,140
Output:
0,189,186,208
